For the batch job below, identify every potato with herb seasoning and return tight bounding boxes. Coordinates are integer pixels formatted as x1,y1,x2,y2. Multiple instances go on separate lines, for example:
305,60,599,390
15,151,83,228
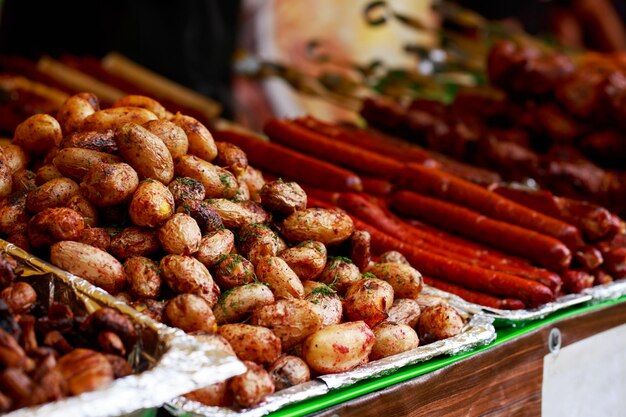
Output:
379,251,409,265
158,213,201,255
80,162,139,207
384,298,421,327
268,356,311,391
213,254,256,289
113,95,167,118
303,281,342,327
27,207,84,248
229,361,275,408
255,256,304,299
78,227,111,251
370,322,419,360
218,324,281,365
160,254,217,304
176,199,223,234
214,141,248,177
12,169,37,193
0,192,29,235
259,179,307,216
171,113,218,162
82,107,158,131
56,92,99,134
206,198,268,230
240,166,265,202
35,164,63,184
417,304,465,344
349,230,372,271
124,256,161,299
143,119,189,159
129,179,175,227
279,240,327,281
174,155,238,199
59,129,117,153
238,223,281,265
343,277,394,328
1,143,29,174
165,293,216,332
109,227,160,259
281,208,354,245
195,228,235,269
13,114,62,155
25,177,79,213
318,256,361,295
213,283,274,324
367,263,423,299
53,148,121,181
168,176,206,204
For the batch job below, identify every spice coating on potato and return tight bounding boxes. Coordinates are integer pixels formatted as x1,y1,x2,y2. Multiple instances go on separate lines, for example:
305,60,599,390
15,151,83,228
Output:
0,193,29,235
59,129,117,153
213,254,256,289
303,281,342,327
56,93,98,134
26,177,79,213
1,143,29,174
302,321,375,374
80,162,139,207
195,229,235,269
160,254,216,303
343,278,394,328
176,199,223,234
349,230,372,271
27,207,85,248
228,361,275,408
0,151,11,200
370,322,419,361
378,251,409,265
174,155,238,199
78,227,111,251
214,141,248,177
281,208,354,245
12,169,37,193
279,240,327,281
268,356,310,391
13,114,61,155
260,180,307,215
417,304,465,344
112,95,167,119
35,164,63,185
367,263,423,299
124,256,161,299
218,324,281,365
255,256,304,299
143,119,189,159
158,213,201,255
82,107,158,132
318,257,361,295
129,180,175,227
206,199,269,230
213,283,274,324
171,113,218,162
241,166,265,202
165,294,216,332
168,176,205,205
52,148,121,181
109,227,160,259
238,223,281,265
384,298,421,328
184,381,231,407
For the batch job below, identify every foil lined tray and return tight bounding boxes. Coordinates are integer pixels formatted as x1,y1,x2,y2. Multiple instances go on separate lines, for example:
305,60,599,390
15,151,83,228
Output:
0,241,247,417
166,314,496,417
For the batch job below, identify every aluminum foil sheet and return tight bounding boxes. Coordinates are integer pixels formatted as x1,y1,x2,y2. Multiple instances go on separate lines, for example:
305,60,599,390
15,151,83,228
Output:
583,279,626,303
0,240,246,417
166,313,495,417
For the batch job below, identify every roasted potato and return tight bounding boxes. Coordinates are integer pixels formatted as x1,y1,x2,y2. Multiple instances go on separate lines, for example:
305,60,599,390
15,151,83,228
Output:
416,294,446,311
213,254,256,289
228,361,275,408
366,263,423,299
78,227,111,251
167,176,205,205
218,324,281,365
7,232,29,251
174,155,238,199
195,228,236,269
1,144,29,174
370,322,419,361
281,208,354,245
50,241,126,293
13,114,61,155
250,299,322,350
80,162,139,207
112,95,167,118
240,166,265,202
0,151,11,200
82,107,158,131
165,294,216,332
213,283,274,324
59,129,117,153
184,381,231,407
171,113,218,162
378,251,409,265
12,169,37,193
205,198,268,229
129,299,166,323
129,179,175,227
260,180,307,216
302,321,375,374
65,194,98,227
343,278,394,328
56,348,114,396
349,230,372,271
114,123,174,184
53,148,121,181
214,141,248,177
417,304,465,344
158,213,201,255
109,226,160,259
160,254,216,303
318,257,361,295
233,180,251,201
268,356,310,391
27,207,85,248
384,298,421,328
124,256,161,299
303,281,342,327
25,177,79,213
176,199,223,234
35,164,63,185
279,240,327,281
238,223,281,265
143,119,189,159
56,93,99,134
0,193,29,235
255,256,304,299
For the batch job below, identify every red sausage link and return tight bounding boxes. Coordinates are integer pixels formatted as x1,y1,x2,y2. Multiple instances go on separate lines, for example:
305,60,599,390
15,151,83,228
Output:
423,276,526,310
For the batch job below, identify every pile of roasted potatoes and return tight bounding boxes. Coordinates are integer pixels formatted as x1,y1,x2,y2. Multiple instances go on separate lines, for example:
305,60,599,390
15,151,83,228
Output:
0,93,465,408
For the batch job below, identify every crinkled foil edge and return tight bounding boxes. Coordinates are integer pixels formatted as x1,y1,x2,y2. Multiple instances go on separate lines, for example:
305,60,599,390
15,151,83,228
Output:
0,240,247,417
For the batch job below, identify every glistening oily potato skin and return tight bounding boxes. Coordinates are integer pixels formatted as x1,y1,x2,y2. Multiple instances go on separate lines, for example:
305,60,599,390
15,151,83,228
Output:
2,93,465,409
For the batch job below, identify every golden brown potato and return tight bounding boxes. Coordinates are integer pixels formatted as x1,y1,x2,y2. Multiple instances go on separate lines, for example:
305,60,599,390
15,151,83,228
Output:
80,162,139,207
167,176,205,205
250,299,322,350
128,180,174,227
35,164,63,185
195,229,235,269
228,361,275,408
343,278,394,328
124,256,161,299
12,169,37,193
25,177,79,213
176,199,223,234
12,114,61,155
53,148,121,181
0,151,12,200
50,241,126,293
109,227,160,259
171,113,218,162
233,180,251,201
240,166,265,203
417,304,465,344
129,299,166,323
237,223,281,265
78,227,111,251
281,208,354,245
28,207,85,248
379,251,409,265
279,240,327,281
56,348,114,396
260,180,307,216
350,230,372,271
143,119,188,159
0,193,29,235
416,294,446,311
318,257,361,295
114,123,174,184
213,283,275,324
174,155,238,199
160,254,216,303
384,298,421,328
214,141,248,177
165,294,216,333
255,256,304,299
370,322,419,361
1,144,29,174
65,194,98,227
0,282,36,314
303,281,342,327
158,213,201,255
82,107,158,131
59,129,117,153
366,263,423,299
56,93,99,134
268,356,310,391
302,321,375,374
213,254,256,289
184,381,231,407
190,331,236,355
218,324,281,365
205,199,268,229
112,95,167,119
